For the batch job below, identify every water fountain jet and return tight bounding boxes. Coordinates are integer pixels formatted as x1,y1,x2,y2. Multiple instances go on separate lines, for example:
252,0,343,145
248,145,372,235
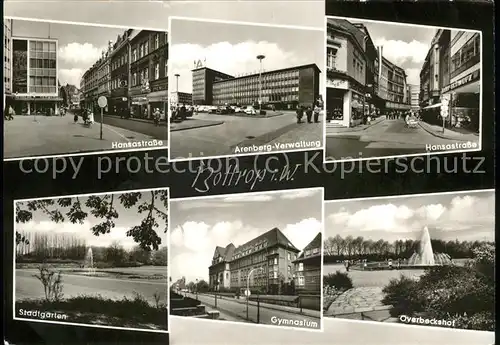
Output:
84,247,96,275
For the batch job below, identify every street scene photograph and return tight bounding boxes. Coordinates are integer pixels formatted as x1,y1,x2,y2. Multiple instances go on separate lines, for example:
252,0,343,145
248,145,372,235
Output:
169,188,324,331
3,18,168,160
168,17,324,161
13,188,169,332
325,17,481,162
323,189,494,332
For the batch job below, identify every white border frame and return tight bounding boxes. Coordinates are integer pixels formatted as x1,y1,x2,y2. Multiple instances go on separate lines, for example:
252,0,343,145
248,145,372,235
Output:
3,16,169,162
323,188,495,333
12,187,171,334
169,187,325,332
323,16,483,164
167,16,325,163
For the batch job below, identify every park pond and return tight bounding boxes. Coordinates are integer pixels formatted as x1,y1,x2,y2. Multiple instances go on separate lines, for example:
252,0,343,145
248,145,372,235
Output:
15,265,168,305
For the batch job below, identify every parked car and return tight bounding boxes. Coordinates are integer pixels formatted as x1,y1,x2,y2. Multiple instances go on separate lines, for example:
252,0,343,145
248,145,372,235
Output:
216,106,231,114
244,106,257,115
234,107,242,113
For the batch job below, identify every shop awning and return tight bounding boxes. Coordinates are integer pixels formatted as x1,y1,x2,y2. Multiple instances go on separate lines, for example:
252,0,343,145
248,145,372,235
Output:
423,103,442,110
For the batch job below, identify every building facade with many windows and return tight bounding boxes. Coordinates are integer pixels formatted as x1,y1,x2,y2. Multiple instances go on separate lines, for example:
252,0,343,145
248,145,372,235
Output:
408,84,420,110
10,36,62,115
4,19,13,110
378,50,410,111
170,91,192,107
208,228,300,294
192,67,234,105
293,232,322,293
108,30,132,117
129,30,168,118
210,64,321,110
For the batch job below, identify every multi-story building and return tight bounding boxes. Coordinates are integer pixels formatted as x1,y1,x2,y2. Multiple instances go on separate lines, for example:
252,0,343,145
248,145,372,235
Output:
293,232,322,293
210,64,321,110
170,91,192,107
419,29,451,108
129,30,168,118
208,228,300,294
442,30,480,132
96,41,113,113
325,19,368,127
408,84,420,110
10,35,62,115
4,19,13,110
81,61,99,110
377,48,410,112
109,30,132,117
191,67,235,105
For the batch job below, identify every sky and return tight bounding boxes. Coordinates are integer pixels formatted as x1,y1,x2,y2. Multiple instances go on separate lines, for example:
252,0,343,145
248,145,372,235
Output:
345,18,438,86
11,19,128,87
170,18,324,94
4,1,324,30
16,191,169,251
325,190,495,243
170,189,323,283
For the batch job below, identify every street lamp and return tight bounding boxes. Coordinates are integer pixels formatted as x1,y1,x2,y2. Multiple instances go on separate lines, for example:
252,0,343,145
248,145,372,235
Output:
246,267,263,321
256,55,265,112
174,74,180,93
214,279,219,308
195,278,199,301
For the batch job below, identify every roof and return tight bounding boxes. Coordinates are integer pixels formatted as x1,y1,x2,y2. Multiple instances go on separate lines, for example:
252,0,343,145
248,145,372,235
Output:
232,227,300,257
212,243,235,263
327,19,366,53
212,63,321,84
294,232,322,261
192,67,234,79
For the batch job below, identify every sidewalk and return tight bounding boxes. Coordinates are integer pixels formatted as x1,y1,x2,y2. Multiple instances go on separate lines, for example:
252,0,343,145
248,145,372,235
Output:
201,293,320,318
326,116,386,136
170,118,224,132
418,121,480,142
265,121,323,147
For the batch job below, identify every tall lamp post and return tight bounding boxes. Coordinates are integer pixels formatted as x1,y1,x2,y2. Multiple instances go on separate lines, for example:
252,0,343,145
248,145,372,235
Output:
256,55,265,112
174,74,180,93
246,267,263,321
195,278,199,300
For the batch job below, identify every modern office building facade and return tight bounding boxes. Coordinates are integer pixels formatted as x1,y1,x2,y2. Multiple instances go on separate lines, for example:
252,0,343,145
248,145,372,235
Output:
4,19,13,109
129,30,169,118
408,84,420,110
209,64,321,110
170,91,192,106
419,28,480,132
442,30,480,132
10,36,62,115
293,232,322,293
378,49,410,111
192,67,233,105
208,228,300,293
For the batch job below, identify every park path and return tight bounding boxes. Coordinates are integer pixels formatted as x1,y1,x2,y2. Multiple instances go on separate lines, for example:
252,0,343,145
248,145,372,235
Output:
325,287,392,318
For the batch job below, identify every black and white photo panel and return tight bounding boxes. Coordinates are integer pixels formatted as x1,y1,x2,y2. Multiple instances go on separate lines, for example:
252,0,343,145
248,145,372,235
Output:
324,16,482,163
323,189,494,332
167,17,325,162
13,188,170,333
169,188,324,331
3,18,168,161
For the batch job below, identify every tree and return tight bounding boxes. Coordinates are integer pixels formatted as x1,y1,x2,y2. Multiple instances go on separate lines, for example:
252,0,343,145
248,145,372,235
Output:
15,191,168,251
15,232,30,256
129,245,152,264
105,241,127,264
151,246,168,266
197,279,209,293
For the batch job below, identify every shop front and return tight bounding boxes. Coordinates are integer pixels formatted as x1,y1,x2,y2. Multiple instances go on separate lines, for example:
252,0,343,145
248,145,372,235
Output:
326,78,365,127
109,96,129,117
131,95,149,119
441,68,480,133
148,92,168,120
11,95,63,116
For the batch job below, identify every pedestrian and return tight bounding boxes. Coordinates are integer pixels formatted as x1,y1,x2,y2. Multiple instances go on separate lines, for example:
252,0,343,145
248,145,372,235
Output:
296,106,304,124
313,101,321,123
7,105,15,120
73,111,79,123
305,106,313,123
405,112,410,127
153,108,160,126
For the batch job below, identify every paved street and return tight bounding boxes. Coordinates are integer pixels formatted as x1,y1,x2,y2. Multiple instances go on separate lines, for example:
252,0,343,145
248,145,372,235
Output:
185,292,320,329
326,119,480,161
95,113,168,141
170,111,322,159
4,114,165,159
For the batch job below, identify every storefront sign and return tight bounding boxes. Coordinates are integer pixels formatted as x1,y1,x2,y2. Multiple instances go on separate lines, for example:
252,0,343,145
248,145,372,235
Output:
327,79,349,89
442,69,480,93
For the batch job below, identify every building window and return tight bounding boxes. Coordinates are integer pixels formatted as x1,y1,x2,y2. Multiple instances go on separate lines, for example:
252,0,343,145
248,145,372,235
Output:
298,263,304,272
273,257,277,265
287,252,291,261
144,41,149,56
327,46,338,70
298,276,305,286
139,45,144,58
287,266,291,274
154,63,159,80
155,34,159,49
132,49,137,62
